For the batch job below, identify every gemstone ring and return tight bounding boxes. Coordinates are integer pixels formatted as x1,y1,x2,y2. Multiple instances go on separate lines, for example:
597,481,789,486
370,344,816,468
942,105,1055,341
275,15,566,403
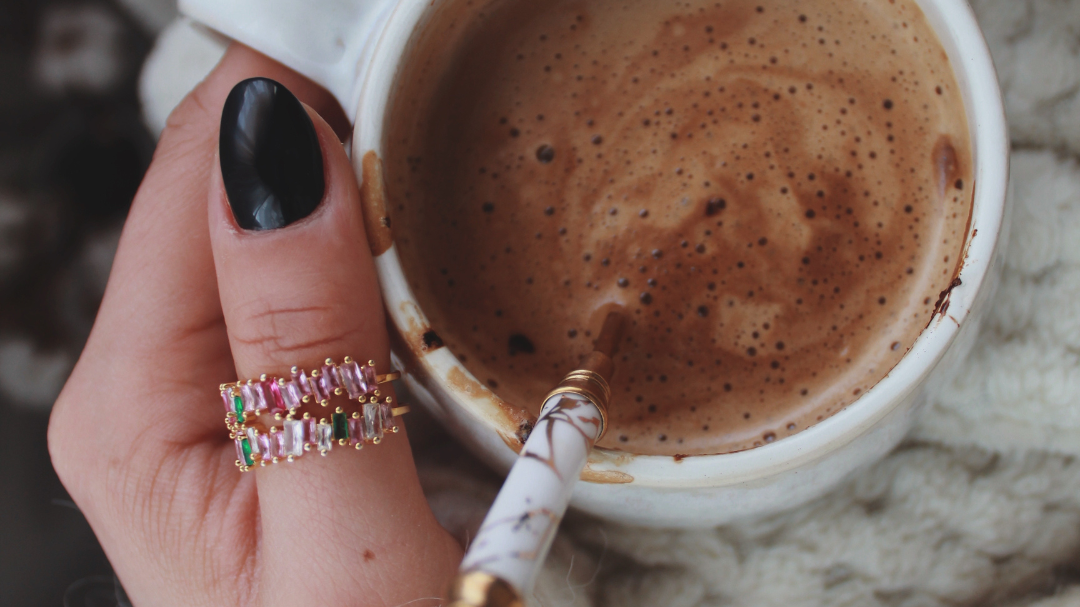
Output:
218,357,409,471
219,356,401,419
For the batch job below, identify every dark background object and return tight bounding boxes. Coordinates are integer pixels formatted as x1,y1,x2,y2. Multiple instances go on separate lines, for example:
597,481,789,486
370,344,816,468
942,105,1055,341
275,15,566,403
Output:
0,0,154,604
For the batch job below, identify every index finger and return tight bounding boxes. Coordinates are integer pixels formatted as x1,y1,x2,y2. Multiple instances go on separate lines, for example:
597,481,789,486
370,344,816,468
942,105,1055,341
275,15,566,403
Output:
47,44,356,606
48,47,351,532
57,45,349,447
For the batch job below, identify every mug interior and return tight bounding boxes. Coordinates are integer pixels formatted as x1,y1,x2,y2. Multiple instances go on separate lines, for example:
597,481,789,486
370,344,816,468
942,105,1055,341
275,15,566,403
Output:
355,0,1009,486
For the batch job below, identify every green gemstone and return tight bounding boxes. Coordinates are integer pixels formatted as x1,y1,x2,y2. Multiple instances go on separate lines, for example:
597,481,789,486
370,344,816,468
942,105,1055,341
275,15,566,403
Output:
232,394,244,417
332,412,349,441
240,437,254,466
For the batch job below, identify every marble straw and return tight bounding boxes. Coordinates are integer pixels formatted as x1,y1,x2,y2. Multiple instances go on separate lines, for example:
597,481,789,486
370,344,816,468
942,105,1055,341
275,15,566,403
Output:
447,311,626,607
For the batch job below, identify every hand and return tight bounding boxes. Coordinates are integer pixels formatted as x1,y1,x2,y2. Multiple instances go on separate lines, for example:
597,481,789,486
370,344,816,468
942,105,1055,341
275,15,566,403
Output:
48,44,462,605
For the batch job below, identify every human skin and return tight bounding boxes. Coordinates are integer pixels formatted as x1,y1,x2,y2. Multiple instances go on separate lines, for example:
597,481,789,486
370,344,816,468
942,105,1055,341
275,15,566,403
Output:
47,44,463,606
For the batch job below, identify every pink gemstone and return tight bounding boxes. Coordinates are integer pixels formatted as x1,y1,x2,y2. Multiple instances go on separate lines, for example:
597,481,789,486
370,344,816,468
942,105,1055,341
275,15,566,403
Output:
282,380,303,409
380,401,398,433
328,363,344,387
251,382,269,412
234,436,247,463
291,368,312,397
256,432,271,461
308,371,328,403
319,363,341,397
349,417,363,445
303,417,318,446
221,389,233,414
266,380,286,415
362,364,378,394
270,431,286,459
240,383,257,412
340,360,365,399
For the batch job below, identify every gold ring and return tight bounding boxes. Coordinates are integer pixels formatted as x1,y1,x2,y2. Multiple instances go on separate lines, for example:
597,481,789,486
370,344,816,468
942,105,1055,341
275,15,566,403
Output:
228,395,410,471
543,368,611,439
216,357,409,472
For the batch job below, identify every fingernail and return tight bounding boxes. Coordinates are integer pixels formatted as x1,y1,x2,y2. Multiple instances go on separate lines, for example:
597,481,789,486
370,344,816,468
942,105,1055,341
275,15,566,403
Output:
219,78,325,231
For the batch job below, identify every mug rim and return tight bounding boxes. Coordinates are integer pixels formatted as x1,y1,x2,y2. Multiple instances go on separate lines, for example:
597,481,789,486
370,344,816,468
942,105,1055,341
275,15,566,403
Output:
354,0,1009,487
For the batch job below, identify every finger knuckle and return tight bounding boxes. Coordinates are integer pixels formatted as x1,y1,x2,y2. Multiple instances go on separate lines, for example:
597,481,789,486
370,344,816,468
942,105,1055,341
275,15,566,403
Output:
152,84,218,164
231,299,363,367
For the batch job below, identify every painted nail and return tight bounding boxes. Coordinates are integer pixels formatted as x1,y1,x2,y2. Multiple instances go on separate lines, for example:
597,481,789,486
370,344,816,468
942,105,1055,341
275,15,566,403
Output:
219,78,325,231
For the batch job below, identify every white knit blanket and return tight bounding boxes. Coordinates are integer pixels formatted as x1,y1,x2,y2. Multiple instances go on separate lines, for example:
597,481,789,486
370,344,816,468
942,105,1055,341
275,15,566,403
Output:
141,2,1080,604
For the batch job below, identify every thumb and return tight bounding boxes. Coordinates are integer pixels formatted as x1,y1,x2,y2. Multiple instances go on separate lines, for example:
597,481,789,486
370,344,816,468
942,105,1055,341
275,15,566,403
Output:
210,77,460,605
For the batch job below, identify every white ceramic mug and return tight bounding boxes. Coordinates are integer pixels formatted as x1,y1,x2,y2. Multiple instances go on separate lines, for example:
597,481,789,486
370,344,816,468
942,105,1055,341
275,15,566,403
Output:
180,0,1010,528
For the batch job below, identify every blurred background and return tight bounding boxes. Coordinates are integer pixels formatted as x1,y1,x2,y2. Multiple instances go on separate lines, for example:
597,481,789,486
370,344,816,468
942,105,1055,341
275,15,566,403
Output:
0,0,165,604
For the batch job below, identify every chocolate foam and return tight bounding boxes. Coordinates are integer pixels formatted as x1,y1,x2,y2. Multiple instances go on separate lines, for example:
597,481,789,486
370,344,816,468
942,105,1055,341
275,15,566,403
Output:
385,0,973,455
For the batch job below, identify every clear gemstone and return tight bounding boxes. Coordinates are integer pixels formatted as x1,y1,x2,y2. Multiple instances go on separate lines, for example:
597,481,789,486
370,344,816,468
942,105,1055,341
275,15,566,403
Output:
340,360,364,399
379,401,398,433
282,380,303,409
316,421,333,452
240,383,256,412
283,419,305,457
270,430,285,459
363,402,382,442
221,389,233,414
267,380,286,415
245,427,269,462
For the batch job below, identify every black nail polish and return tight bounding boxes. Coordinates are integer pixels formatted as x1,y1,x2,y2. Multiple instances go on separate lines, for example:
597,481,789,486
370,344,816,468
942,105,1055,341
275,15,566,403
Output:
219,78,325,230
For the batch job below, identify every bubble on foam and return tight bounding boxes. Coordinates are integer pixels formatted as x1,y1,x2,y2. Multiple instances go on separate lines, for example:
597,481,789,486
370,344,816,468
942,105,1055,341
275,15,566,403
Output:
536,144,555,162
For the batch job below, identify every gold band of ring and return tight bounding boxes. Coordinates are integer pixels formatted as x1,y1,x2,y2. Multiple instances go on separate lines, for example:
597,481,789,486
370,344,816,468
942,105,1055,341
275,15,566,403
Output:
446,571,524,607
219,369,400,394
227,395,410,471
542,368,611,439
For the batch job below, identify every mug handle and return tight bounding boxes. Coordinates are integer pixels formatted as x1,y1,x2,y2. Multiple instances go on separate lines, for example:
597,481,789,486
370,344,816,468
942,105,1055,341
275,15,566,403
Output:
178,0,394,120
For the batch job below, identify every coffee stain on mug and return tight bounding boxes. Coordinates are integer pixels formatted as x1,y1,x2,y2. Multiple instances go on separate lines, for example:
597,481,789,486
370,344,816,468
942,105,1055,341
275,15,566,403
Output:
582,446,636,483
446,366,535,451
398,300,439,354
421,329,444,351
930,276,963,322
360,151,394,256
580,466,634,484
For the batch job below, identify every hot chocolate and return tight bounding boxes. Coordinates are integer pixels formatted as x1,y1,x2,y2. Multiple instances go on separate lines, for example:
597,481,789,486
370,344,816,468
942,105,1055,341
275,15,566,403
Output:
384,0,972,455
